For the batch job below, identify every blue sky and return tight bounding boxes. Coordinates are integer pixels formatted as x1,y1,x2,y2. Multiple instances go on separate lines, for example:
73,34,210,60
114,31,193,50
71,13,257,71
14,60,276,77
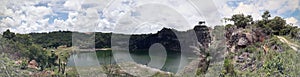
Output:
0,0,299,34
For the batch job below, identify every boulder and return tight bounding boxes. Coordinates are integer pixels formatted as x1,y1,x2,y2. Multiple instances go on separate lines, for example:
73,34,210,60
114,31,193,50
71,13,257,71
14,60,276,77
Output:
28,60,38,69
15,60,22,65
237,37,248,46
241,52,250,58
245,33,254,43
236,56,244,63
271,45,283,52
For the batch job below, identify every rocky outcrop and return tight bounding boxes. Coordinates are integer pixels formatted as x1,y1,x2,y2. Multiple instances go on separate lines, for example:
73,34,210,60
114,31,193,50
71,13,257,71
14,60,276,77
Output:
129,23,211,53
28,60,38,69
225,27,271,72
237,37,248,47
193,25,211,48
226,28,270,50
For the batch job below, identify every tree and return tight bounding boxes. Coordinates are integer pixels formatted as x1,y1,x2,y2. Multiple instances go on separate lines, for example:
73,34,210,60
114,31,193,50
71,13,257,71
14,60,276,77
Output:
13,34,33,45
255,10,271,28
291,28,300,39
266,16,286,35
225,24,235,30
49,50,58,71
2,29,15,40
262,11,271,22
280,24,296,35
225,14,253,28
199,21,205,25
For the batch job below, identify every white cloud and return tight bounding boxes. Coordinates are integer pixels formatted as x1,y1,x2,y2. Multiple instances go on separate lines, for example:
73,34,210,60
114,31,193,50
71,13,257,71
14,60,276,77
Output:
218,1,263,21
0,17,16,27
72,8,100,32
98,19,114,32
285,17,298,26
27,6,52,18
0,0,108,33
102,0,222,33
0,0,53,33
276,0,299,14
0,0,299,34
63,0,82,11
233,3,261,20
216,0,300,26
48,19,68,31
259,0,285,11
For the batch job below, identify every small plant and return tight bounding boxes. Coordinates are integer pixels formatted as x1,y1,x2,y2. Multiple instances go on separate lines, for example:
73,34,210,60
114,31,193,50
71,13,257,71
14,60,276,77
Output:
221,55,236,77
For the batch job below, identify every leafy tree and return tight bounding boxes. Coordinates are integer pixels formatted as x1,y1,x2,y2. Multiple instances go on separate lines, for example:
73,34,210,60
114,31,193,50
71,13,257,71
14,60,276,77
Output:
13,34,33,45
221,56,236,76
291,28,300,39
225,24,235,31
29,31,72,48
2,29,15,40
280,24,297,35
262,11,271,23
225,14,253,28
266,16,286,35
255,11,271,28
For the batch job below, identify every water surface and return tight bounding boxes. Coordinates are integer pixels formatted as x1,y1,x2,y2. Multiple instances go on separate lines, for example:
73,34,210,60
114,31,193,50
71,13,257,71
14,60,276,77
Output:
67,50,193,73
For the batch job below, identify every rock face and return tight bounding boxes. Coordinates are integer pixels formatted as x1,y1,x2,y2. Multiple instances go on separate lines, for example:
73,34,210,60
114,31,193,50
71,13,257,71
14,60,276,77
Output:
245,33,255,43
225,27,272,73
271,45,283,52
193,25,211,48
28,60,38,69
128,23,211,53
226,28,269,49
237,37,248,46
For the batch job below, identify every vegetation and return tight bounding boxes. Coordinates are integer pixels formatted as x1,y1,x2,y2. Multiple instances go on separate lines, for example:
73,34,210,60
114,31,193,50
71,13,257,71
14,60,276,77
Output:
225,14,253,28
0,31,73,76
29,31,112,49
221,11,300,77
0,53,29,76
29,31,72,48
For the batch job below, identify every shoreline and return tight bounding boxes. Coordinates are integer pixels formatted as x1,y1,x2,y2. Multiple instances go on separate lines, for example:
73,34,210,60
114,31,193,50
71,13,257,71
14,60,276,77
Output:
96,48,112,51
74,48,112,51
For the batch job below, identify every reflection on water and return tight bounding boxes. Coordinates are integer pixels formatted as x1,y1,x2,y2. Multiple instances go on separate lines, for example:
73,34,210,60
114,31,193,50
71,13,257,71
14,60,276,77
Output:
67,50,192,73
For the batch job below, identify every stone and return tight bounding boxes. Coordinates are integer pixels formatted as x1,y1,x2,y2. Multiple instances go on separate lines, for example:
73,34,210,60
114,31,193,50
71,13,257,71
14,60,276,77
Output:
271,45,283,52
237,37,248,46
15,60,22,65
236,56,244,63
245,33,254,43
28,60,38,69
241,52,249,58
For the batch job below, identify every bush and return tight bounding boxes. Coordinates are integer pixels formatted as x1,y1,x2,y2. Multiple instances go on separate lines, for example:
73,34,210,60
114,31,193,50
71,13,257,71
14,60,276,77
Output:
221,55,236,76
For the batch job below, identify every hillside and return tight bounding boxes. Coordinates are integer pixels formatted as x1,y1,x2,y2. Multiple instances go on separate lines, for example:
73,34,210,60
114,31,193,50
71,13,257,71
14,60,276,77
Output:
218,11,300,77
27,24,211,53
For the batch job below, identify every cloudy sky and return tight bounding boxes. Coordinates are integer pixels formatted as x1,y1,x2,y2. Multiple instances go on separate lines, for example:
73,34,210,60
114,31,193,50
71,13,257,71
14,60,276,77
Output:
0,0,299,34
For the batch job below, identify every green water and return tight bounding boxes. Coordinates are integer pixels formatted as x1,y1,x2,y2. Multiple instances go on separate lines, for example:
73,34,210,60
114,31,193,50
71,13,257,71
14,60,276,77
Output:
67,50,192,73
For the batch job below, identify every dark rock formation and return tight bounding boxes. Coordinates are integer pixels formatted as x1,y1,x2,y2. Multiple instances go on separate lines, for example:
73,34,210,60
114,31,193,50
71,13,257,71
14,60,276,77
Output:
237,37,248,47
226,28,270,50
225,27,272,73
193,25,211,48
129,23,211,53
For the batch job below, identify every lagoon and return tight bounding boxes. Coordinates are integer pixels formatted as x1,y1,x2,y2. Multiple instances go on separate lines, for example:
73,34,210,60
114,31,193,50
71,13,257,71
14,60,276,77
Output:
67,50,194,73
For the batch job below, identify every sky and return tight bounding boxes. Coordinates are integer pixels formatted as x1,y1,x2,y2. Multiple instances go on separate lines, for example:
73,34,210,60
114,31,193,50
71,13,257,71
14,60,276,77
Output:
0,0,299,34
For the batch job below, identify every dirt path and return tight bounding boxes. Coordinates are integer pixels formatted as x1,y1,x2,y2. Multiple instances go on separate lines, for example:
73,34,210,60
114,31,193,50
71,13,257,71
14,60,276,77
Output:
277,36,300,51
